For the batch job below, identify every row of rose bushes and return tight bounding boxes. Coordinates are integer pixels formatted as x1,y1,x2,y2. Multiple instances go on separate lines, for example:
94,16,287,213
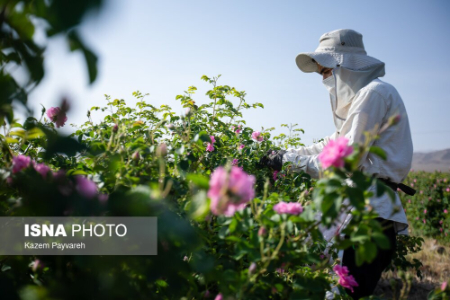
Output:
399,170,450,243
1,78,447,299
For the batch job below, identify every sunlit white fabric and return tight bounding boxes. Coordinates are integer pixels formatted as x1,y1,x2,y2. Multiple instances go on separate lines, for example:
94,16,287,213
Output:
283,77,412,233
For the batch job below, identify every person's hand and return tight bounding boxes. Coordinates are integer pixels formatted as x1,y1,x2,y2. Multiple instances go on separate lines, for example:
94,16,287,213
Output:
258,149,286,171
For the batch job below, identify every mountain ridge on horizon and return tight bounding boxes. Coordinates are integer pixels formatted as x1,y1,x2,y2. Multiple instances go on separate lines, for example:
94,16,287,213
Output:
411,148,450,172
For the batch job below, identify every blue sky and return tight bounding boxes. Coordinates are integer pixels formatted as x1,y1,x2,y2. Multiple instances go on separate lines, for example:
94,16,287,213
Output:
25,0,450,152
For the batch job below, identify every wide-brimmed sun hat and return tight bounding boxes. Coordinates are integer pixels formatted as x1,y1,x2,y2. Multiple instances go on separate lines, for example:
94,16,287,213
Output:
296,29,384,73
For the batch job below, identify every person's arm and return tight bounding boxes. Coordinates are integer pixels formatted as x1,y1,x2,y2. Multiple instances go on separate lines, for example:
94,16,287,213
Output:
285,132,338,156
282,88,388,178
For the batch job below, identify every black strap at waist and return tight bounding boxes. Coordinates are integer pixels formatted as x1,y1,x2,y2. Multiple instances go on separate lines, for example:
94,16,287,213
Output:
378,178,416,196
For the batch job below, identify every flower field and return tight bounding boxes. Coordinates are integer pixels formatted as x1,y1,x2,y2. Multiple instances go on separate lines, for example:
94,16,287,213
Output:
400,171,450,243
0,75,448,299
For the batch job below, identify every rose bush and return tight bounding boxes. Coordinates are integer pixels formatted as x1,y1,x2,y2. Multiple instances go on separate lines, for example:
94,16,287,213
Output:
399,170,450,242
0,75,424,299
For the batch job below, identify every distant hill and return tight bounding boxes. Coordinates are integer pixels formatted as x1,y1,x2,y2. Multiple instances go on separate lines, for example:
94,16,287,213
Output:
411,149,450,172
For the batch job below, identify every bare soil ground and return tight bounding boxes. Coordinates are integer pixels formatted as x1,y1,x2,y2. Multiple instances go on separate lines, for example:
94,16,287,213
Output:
373,238,450,299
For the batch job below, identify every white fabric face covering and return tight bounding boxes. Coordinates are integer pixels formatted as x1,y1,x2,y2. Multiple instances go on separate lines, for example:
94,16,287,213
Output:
323,65,386,131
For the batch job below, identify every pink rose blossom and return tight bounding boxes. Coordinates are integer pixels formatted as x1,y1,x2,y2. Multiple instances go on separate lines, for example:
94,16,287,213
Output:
273,170,279,181
251,131,264,142
440,220,444,224
239,144,245,150
411,183,414,187
318,137,353,169
232,125,242,134
206,136,216,152
424,209,427,214
46,106,68,128
423,219,426,224
447,188,450,192
408,199,411,203
231,158,239,166
333,265,358,293
273,201,303,215
444,209,448,214
442,281,448,291
214,293,223,300
248,262,257,274
98,193,109,203
440,228,443,232
258,227,267,236
12,155,32,173
420,190,423,194
30,259,42,272
208,166,255,217
413,179,417,183
34,163,51,179
276,262,286,274
75,176,98,199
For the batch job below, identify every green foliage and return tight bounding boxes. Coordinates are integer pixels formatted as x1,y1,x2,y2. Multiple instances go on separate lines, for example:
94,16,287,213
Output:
0,0,103,126
0,4,428,298
400,171,450,242
0,75,426,299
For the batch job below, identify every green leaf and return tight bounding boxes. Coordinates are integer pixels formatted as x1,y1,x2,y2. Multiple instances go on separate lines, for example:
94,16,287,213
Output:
372,232,391,250
68,31,98,84
186,173,209,189
369,146,387,160
26,127,45,140
189,191,210,221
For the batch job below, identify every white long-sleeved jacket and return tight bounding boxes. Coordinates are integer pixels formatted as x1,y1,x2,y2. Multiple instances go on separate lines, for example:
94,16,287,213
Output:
283,77,412,232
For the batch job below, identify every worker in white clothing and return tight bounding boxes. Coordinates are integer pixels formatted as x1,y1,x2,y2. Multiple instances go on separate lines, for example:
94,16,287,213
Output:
260,29,415,299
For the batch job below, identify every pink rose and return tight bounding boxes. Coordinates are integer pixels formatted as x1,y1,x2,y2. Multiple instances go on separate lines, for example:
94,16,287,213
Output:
75,176,98,199
206,143,215,152
206,136,216,152
30,259,43,272
248,262,257,274
232,158,239,166
333,265,358,293
46,106,68,128
234,125,242,134
208,166,255,217
34,163,51,179
258,227,267,236
273,201,303,215
273,170,279,181
12,155,32,173
251,131,264,142
318,137,353,169
444,209,448,214
214,293,223,300
98,193,109,203
442,281,448,291
276,262,286,274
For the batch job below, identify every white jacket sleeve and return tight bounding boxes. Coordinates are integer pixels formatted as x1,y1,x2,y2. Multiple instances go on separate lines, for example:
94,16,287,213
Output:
282,132,337,178
283,88,388,178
